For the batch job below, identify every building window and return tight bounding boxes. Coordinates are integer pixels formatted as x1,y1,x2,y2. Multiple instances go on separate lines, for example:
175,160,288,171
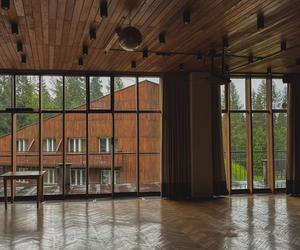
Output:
16,167,29,183
71,169,86,186
68,138,86,153
100,169,120,184
16,139,28,152
99,137,120,153
43,138,56,152
44,168,57,184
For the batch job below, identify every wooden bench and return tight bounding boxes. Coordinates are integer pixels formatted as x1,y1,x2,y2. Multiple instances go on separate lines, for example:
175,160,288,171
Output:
1,171,46,209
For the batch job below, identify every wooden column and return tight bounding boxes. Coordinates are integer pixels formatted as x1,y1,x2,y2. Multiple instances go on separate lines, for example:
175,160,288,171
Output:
246,76,253,193
225,82,231,193
267,76,275,192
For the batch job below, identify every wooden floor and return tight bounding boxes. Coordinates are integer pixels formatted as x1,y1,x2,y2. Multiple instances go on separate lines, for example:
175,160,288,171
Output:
0,195,300,249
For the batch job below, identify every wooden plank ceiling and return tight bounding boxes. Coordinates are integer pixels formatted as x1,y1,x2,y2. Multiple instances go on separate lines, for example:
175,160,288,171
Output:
0,0,300,73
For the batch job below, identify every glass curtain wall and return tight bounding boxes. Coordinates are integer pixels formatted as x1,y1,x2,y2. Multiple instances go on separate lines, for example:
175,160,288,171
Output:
221,76,288,192
0,74,161,197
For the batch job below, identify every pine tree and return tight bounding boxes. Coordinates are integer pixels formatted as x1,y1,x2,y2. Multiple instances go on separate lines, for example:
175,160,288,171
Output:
229,83,242,110
114,77,124,91
15,75,39,130
65,77,86,109
90,77,104,102
41,79,53,110
52,77,63,109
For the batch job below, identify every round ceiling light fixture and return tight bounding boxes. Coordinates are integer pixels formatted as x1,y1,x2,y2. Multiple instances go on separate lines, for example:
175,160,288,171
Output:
118,26,142,51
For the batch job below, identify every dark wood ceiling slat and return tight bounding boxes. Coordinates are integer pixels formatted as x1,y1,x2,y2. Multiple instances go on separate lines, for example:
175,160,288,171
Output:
0,0,299,73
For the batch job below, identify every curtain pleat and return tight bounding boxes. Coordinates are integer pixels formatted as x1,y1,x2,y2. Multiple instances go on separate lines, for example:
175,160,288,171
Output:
287,78,300,195
211,81,228,195
162,73,191,199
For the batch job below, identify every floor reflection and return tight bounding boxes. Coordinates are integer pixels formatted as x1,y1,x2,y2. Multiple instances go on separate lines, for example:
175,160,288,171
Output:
0,195,299,249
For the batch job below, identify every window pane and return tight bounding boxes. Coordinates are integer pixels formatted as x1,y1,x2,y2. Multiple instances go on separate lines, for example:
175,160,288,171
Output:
88,113,112,194
16,75,39,109
138,77,160,110
139,114,161,153
0,75,12,110
272,79,288,109
230,113,247,189
0,114,11,197
139,114,161,192
89,76,111,109
42,76,63,110
43,113,63,195
252,78,267,110
65,114,86,194
222,113,227,180
65,76,86,110
252,113,268,189
273,113,287,188
230,78,245,110
16,114,39,196
114,77,136,110
220,84,226,110
114,113,137,192
140,154,160,192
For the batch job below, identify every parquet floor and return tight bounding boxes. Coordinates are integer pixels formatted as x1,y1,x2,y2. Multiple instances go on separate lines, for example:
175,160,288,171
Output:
0,195,300,249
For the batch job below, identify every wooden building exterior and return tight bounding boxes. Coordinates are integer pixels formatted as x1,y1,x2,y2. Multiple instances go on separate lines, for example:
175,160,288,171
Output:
0,80,161,195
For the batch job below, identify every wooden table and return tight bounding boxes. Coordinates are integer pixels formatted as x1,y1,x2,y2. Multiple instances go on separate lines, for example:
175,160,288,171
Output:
1,171,46,209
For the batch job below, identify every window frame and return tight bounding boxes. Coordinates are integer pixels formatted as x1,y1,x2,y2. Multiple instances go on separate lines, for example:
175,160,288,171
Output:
43,138,56,153
222,75,288,193
0,73,162,199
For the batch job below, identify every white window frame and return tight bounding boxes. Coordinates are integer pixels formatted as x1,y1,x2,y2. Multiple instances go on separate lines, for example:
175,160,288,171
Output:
68,138,86,153
99,137,110,153
43,138,56,152
44,168,57,184
99,137,120,153
71,169,86,186
100,169,120,184
16,139,28,152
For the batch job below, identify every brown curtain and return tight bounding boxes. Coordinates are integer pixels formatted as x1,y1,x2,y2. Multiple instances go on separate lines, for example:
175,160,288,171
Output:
162,72,191,199
211,79,228,195
287,77,300,195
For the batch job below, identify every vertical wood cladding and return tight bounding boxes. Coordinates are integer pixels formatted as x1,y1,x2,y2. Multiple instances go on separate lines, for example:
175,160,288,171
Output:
0,81,161,188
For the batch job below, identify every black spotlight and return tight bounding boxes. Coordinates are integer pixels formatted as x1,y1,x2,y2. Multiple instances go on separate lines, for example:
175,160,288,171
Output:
83,45,88,55
142,48,148,58
78,57,83,66
281,40,287,51
223,36,229,48
257,12,264,30
224,65,229,72
159,32,165,44
11,22,18,34
182,9,190,24
17,42,23,52
1,0,9,10
282,74,291,83
267,66,272,75
248,55,254,64
179,63,184,71
197,53,203,61
131,60,136,69
209,48,216,57
89,27,96,40
100,0,108,18
21,54,26,64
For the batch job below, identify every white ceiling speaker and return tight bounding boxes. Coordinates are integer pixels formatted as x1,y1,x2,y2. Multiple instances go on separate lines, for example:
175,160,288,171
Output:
117,26,142,51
